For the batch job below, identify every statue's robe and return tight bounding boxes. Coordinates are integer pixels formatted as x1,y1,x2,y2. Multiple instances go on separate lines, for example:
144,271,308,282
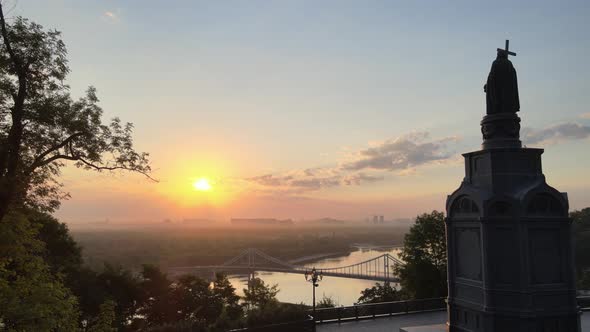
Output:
485,55,520,114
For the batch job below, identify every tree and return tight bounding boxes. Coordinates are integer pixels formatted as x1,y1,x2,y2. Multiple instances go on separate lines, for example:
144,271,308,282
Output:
357,282,402,304
571,207,590,226
245,302,308,328
138,265,177,327
27,209,82,278
173,275,221,325
578,270,590,291
572,207,590,289
97,264,143,331
316,295,337,308
0,4,151,222
87,299,117,332
0,211,79,331
15,209,143,330
395,210,447,299
212,273,242,320
243,277,279,310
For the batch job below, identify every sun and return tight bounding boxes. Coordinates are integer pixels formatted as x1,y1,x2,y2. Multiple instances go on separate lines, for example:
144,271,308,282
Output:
193,178,212,191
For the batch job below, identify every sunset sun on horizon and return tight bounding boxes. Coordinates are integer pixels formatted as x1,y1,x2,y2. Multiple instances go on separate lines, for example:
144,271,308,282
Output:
193,178,212,192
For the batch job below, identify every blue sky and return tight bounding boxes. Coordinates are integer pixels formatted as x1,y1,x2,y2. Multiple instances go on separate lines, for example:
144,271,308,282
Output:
11,0,590,222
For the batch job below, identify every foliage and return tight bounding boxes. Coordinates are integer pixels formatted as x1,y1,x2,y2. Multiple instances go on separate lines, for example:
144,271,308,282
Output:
357,282,402,304
0,211,79,331
245,302,308,328
173,275,222,324
87,299,117,332
572,208,590,289
26,209,82,281
395,210,447,299
212,273,242,320
144,320,208,332
0,5,151,222
15,210,140,330
241,277,308,328
572,207,590,270
58,263,142,331
571,207,590,226
316,295,337,308
578,270,590,291
96,265,143,331
243,277,280,310
134,268,245,331
208,307,242,332
138,265,177,327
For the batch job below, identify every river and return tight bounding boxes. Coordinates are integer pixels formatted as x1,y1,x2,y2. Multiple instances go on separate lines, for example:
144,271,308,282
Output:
227,246,401,306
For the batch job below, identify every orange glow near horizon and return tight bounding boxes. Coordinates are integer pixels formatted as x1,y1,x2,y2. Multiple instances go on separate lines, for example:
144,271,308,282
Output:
150,156,241,209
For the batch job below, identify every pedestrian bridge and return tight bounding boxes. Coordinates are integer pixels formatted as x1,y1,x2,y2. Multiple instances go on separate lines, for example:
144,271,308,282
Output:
169,248,403,282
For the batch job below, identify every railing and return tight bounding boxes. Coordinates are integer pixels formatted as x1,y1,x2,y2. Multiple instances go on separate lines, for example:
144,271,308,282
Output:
314,296,590,324
313,297,447,323
578,296,590,311
229,296,590,331
229,315,315,332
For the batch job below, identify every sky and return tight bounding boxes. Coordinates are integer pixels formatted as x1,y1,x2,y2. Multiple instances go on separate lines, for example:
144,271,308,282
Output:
9,0,590,223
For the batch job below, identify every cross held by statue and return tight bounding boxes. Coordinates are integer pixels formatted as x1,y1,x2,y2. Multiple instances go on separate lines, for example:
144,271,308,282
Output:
498,39,516,57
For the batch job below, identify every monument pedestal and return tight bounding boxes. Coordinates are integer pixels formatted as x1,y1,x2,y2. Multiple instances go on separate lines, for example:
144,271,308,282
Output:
443,146,580,331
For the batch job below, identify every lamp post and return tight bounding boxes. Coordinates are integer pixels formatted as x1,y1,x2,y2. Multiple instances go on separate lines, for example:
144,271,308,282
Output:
305,267,323,318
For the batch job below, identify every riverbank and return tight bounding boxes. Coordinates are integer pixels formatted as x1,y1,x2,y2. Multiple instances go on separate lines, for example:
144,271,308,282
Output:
73,224,410,270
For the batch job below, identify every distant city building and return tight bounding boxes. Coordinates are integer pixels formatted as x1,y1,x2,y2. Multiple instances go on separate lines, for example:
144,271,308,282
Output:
372,215,385,224
311,218,345,224
230,218,293,225
182,218,214,224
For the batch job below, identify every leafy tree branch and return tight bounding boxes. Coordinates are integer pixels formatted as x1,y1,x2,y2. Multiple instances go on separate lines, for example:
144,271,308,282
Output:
0,3,153,220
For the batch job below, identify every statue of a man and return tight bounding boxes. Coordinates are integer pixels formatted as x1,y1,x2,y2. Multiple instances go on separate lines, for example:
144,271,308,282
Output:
484,50,520,114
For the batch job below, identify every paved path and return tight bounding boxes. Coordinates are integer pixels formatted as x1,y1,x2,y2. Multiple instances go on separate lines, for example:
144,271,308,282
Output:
317,311,446,332
317,311,590,332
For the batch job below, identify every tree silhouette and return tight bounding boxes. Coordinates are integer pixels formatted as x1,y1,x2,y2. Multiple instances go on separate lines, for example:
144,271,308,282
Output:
243,277,279,310
357,282,402,304
138,265,177,327
173,275,222,324
0,4,152,222
395,210,447,299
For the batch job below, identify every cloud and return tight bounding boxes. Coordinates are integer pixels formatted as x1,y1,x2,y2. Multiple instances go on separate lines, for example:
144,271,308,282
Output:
103,11,118,21
342,132,459,172
342,173,384,185
246,168,383,194
244,131,461,195
523,123,590,145
247,174,293,187
580,113,590,119
290,176,341,190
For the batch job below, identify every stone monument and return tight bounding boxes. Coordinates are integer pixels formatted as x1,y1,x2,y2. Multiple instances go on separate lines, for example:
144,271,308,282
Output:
444,40,581,331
